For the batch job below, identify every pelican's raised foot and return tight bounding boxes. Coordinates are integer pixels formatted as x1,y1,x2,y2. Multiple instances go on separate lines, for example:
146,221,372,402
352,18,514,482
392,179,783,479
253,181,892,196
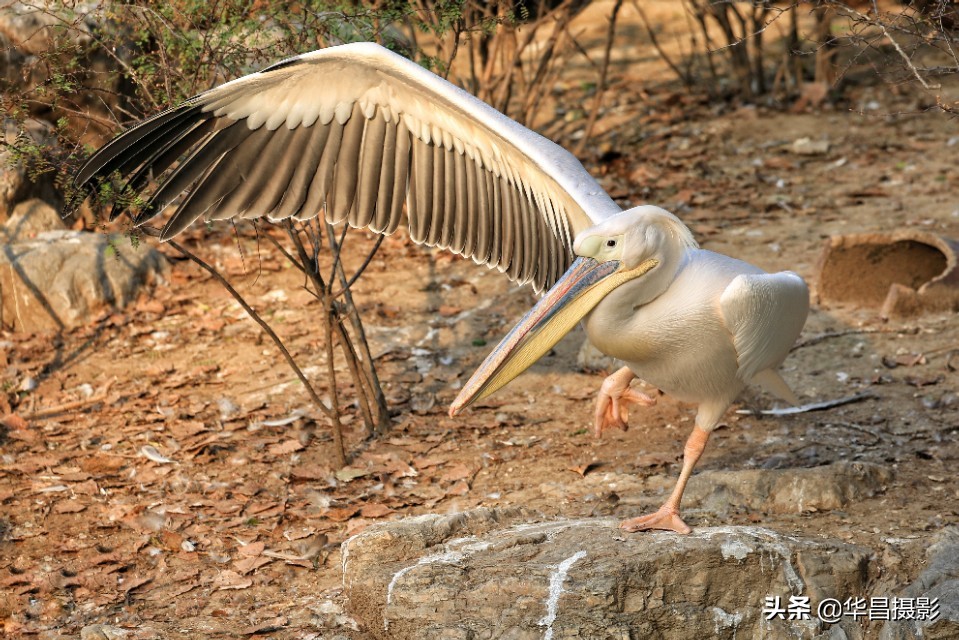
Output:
620,506,691,534
593,366,656,437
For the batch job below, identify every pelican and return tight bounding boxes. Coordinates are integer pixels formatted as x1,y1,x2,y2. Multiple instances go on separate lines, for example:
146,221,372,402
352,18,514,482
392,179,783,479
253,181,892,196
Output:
75,42,809,534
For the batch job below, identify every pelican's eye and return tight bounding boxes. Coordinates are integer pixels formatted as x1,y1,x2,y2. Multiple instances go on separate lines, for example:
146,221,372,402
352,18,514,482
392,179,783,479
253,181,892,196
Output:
606,239,617,248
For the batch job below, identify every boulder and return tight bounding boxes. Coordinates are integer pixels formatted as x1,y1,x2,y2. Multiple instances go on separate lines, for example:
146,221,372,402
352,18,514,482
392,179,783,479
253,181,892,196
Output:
881,527,959,640
0,230,168,332
342,508,874,640
1,199,65,243
1,120,61,222
539,461,892,518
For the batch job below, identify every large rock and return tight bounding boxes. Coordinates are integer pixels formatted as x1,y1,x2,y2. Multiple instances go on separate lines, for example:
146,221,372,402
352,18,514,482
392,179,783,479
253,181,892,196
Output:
1,198,65,243
1,120,61,222
540,461,892,518
342,508,874,640
881,527,959,640
0,230,168,331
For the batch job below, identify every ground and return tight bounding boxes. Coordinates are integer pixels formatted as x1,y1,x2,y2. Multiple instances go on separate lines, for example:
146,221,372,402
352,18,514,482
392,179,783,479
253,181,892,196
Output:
2,4,959,639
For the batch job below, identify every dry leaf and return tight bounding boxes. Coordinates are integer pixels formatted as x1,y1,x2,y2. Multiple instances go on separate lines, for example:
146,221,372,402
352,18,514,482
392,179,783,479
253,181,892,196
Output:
324,506,360,522
359,503,393,519
446,480,470,496
239,616,289,635
237,541,265,557
213,570,253,591
267,439,305,456
567,462,600,477
1,413,28,430
234,555,273,574
53,499,87,514
334,467,369,483
79,453,126,475
440,463,474,483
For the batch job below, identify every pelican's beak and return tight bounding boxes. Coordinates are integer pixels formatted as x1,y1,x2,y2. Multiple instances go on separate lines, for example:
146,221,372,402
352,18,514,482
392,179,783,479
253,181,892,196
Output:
449,256,658,416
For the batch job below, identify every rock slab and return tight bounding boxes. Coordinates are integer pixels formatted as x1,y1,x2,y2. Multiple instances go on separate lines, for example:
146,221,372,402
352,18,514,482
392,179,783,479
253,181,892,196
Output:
342,508,874,640
881,527,959,640
0,230,168,331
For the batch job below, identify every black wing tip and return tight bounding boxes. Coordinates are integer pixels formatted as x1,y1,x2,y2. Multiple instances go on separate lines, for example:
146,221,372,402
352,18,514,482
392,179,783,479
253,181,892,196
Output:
260,55,304,74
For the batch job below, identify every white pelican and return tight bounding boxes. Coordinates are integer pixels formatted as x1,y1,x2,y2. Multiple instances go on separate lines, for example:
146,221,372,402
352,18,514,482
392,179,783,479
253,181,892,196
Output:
75,42,810,534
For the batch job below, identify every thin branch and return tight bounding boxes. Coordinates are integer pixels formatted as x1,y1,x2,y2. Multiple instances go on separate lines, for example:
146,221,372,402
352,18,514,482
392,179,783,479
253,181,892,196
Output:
147,231,338,434
573,0,622,155
331,234,385,299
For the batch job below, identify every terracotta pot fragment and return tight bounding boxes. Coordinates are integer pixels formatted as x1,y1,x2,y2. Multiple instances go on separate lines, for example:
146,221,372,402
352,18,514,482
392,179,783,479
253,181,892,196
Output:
815,230,959,317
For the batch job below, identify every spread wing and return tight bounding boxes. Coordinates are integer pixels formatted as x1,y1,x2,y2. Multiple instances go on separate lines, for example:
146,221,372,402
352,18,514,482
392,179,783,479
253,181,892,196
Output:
76,42,622,291
719,271,810,383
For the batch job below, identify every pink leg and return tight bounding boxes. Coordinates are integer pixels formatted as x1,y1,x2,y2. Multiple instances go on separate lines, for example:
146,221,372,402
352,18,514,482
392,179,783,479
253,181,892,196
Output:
620,426,710,534
593,366,657,437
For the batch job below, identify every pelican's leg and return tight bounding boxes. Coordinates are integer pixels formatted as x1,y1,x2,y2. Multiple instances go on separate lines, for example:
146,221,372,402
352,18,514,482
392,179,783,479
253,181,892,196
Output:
620,426,710,534
593,366,657,437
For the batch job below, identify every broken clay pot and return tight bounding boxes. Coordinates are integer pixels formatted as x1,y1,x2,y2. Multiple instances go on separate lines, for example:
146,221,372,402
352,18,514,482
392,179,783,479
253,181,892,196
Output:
815,230,959,318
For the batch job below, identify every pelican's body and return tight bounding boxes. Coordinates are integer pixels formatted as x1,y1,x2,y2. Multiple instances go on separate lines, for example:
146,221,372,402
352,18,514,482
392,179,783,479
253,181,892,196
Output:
586,249,802,408
75,42,810,534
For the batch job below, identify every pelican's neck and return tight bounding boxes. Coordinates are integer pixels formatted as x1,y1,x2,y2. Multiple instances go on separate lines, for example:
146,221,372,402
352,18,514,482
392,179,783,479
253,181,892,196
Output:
617,240,688,309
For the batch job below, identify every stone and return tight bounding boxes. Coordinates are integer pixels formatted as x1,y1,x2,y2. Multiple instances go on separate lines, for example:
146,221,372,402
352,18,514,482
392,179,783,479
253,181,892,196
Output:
880,527,959,640
342,508,874,640
539,461,892,519
0,230,168,332
1,199,65,243
1,120,61,222
791,137,831,155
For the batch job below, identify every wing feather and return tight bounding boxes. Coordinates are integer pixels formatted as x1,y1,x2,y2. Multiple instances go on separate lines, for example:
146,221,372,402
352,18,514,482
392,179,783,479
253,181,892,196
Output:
76,42,620,291
719,271,810,383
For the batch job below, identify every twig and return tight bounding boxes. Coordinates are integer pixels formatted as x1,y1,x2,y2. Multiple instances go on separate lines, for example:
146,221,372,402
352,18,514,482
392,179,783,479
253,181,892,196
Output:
331,234,385,299
285,223,347,466
25,378,116,420
791,327,888,350
736,391,877,416
153,232,338,434
828,0,940,90
820,420,881,446
631,0,690,87
573,0,622,156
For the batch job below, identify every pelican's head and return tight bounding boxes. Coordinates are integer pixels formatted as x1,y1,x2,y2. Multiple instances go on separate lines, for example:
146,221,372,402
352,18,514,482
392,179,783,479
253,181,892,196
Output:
573,205,698,268
449,206,697,416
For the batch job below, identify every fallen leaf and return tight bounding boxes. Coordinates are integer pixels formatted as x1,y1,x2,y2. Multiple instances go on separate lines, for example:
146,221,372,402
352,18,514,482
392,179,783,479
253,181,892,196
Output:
440,463,474,483
324,506,360,522
237,541,265,557
79,453,126,475
159,530,185,552
234,555,273,574
567,462,600,477
213,570,253,590
290,465,331,481
412,455,448,470
359,503,393,518
334,467,369,483
240,616,289,635
1,413,28,430
446,479,470,496
267,439,305,456
53,499,87,514
120,573,152,593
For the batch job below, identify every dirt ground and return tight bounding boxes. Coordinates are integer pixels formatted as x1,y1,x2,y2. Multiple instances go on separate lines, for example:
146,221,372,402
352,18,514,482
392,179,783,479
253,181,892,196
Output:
2,4,959,639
